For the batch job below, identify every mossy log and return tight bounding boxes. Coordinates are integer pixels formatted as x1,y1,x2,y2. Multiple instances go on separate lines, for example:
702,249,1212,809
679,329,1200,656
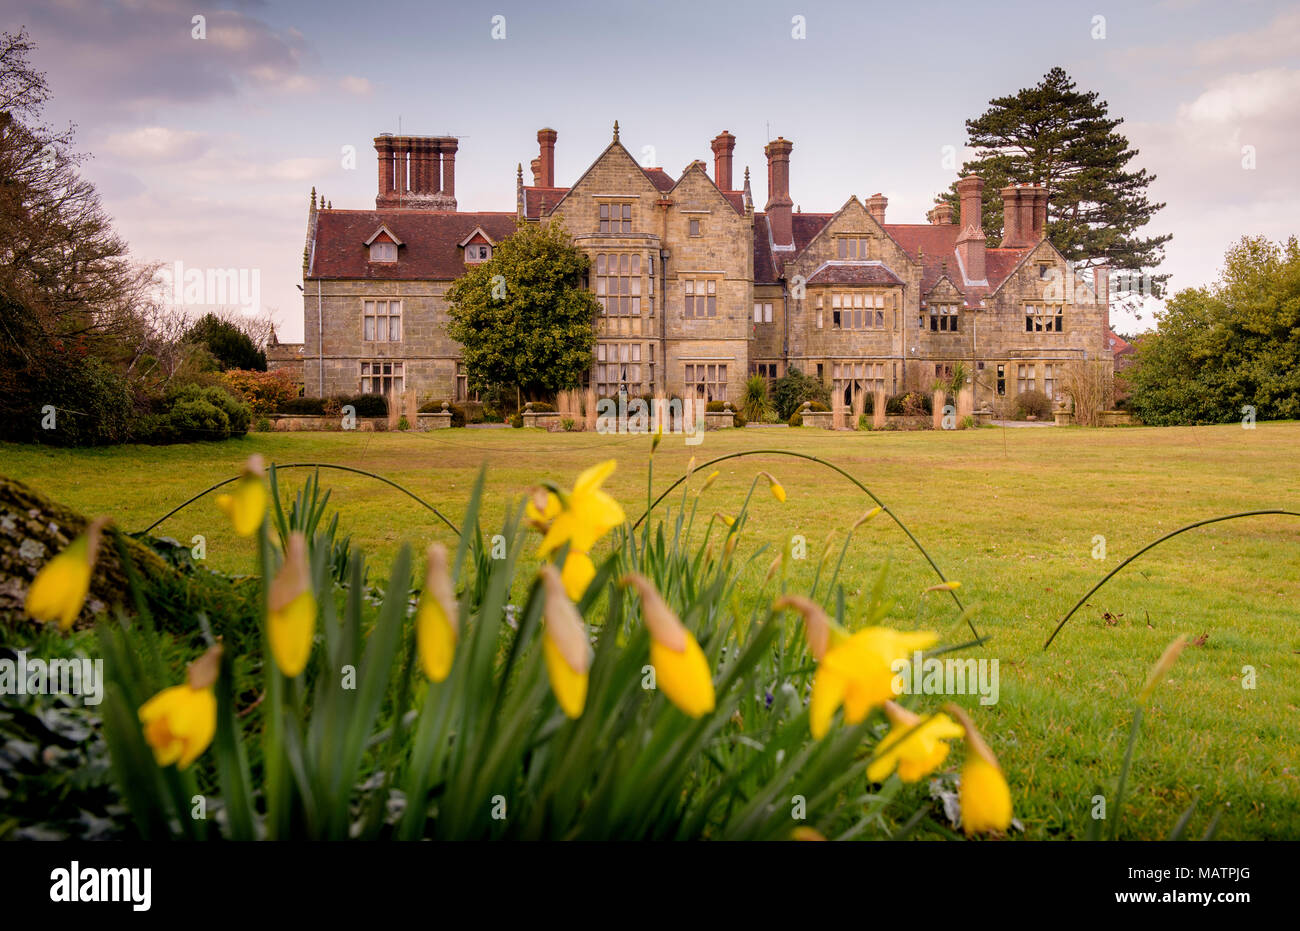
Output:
0,475,179,630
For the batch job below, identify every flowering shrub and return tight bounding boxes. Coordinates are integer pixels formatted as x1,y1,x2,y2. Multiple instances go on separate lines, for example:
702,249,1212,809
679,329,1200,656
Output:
223,369,298,416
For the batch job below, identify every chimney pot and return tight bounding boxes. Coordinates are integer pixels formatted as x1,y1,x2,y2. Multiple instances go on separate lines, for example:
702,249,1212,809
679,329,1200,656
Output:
866,193,888,224
537,128,557,188
711,130,736,191
955,175,986,282
764,137,795,247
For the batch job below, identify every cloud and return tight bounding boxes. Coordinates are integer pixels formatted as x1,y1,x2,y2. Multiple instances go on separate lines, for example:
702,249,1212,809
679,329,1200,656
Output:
101,126,210,161
339,76,374,96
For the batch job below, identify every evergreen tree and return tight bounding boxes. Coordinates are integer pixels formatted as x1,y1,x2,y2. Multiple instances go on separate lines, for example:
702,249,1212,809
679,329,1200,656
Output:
940,67,1170,290
183,313,266,371
447,220,599,401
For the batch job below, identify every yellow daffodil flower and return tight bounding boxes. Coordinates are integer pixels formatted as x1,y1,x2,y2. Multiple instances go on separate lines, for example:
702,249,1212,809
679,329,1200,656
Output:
540,564,590,718
946,703,1013,836
417,543,458,682
537,460,625,558
524,487,561,531
853,506,884,529
772,595,848,661
809,626,937,738
560,550,596,602
759,471,786,503
700,470,720,491
25,517,107,631
215,454,268,537
622,573,715,718
139,644,221,770
867,701,965,783
924,580,962,592
268,532,316,677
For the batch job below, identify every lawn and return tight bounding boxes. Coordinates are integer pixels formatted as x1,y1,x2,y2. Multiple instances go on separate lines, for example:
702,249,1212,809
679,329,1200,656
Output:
2,421,1298,839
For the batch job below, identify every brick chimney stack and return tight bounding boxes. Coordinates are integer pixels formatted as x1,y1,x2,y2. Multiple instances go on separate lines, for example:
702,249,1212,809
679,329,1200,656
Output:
999,183,1048,247
711,130,735,190
375,135,457,210
866,193,888,224
530,157,542,186
537,128,557,187
927,202,954,225
764,136,794,247
955,175,986,282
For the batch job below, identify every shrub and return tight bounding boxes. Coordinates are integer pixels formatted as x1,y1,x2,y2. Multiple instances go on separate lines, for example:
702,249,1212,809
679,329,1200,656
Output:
448,405,467,428
857,413,871,431
961,415,975,430
165,384,251,439
344,394,388,418
561,417,576,431
509,413,523,428
740,375,774,423
256,417,272,432
732,411,747,428
279,396,327,415
418,399,448,414
6,356,134,446
454,400,485,424
788,411,803,427
705,400,728,413
886,392,932,416
808,400,830,413
527,400,557,413
223,369,297,416
771,367,830,419
1013,389,1052,421
396,415,410,431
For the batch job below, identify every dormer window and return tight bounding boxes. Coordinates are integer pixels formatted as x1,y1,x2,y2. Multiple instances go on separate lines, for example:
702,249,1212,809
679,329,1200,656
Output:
364,224,403,263
465,244,491,263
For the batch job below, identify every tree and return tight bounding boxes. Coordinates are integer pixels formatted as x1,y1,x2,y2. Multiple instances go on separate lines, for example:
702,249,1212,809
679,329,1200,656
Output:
446,220,599,401
1127,236,1300,425
183,312,267,371
771,367,830,420
940,67,1170,290
0,28,160,443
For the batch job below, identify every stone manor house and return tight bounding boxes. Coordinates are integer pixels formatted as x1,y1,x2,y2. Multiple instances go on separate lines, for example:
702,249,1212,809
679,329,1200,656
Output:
299,123,1116,411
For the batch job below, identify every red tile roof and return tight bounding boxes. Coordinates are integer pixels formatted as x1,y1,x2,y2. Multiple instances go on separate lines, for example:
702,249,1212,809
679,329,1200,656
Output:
807,263,904,286
523,187,570,219
642,167,675,193
309,209,520,280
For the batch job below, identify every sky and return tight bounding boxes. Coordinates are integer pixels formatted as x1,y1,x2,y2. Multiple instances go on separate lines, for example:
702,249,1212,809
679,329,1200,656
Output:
11,0,1300,341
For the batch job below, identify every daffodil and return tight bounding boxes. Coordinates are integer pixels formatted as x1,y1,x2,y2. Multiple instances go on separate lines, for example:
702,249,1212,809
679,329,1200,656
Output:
268,532,315,677
759,471,786,503
25,517,106,631
215,454,268,537
867,701,965,783
790,826,827,841
532,460,625,601
537,460,625,558
772,595,848,661
540,564,590,718
417,543,457,682
946,703,1013,836
622,573,715,718
700,470,720,491
138,644,221,770
808,626,937,738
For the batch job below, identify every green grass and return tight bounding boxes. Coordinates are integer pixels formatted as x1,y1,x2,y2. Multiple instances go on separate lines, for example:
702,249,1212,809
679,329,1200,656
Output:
3,421,1299,839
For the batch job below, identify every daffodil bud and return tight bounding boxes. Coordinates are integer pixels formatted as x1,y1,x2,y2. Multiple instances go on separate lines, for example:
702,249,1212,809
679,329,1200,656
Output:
701,470,720,491
216,454,268,537
621,573,715,718
924,580,962,592
1137,635,1188,705
268,532,316,678
853,506,884,529
139,645,221,770
945,702,1013,835
540,564,590,718
417,543,458,682
25,516,107,631
758,471,786,503
773,595,841,661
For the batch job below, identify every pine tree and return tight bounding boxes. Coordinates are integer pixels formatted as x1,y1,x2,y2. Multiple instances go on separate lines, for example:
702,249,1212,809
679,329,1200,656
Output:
940,67,1170,290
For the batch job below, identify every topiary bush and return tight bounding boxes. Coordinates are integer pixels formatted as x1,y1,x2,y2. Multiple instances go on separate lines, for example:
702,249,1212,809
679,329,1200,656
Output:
788,411,803,427
163,384,251,440
279,396,327,415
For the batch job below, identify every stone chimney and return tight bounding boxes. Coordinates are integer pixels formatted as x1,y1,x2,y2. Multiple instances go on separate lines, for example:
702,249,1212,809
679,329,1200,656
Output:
927,202,954,225
999,185,1025,247
537,128,557,187
866,193,888,224
711,130,735,190
764,136,794,248
530,157,542,186
955,175,986,282
375,134,456,209
1029,185,1048,241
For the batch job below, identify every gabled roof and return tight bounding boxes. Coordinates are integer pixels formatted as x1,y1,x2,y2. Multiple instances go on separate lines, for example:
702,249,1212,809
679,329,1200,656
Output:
642,167,675,193
457,226,498,248
363,223,403,246
309,210,518,280
664,159,746,216
806,262,905,286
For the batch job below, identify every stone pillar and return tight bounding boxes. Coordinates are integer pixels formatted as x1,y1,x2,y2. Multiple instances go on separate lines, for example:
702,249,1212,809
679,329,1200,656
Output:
873,388,886,429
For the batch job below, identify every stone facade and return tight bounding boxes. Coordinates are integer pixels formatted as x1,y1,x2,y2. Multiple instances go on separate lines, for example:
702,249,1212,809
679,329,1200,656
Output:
302,124,1116,412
